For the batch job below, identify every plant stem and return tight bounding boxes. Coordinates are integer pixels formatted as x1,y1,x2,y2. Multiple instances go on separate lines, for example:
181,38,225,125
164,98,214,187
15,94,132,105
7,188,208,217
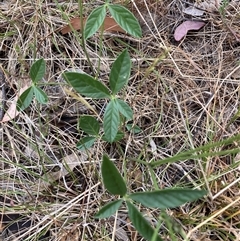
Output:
78,0,95,74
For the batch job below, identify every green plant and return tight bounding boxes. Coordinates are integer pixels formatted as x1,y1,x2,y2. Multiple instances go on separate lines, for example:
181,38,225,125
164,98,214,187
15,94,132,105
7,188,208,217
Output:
63,1,143,146
95,155,207,241
16,2,208,241
63,49,133,146
17,58,48,111
83,2,142,40
62,14,207,241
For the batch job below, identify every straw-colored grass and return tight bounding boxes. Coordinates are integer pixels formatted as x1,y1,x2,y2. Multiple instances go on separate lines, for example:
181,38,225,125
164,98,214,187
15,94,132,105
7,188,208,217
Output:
0,0,240,240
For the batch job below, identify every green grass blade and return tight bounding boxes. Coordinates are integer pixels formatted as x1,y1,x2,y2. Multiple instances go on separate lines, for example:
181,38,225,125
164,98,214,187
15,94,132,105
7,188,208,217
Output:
30,58,46,83
102,154,127,196
78,115,100,136
95,199,123,219
109,49,131,95
116,99,133,120
63,72,111,99
151,134,240,167
17,86,34,111
84,5,106,39
33,86,48,104
129,189,207,209
108,4,142,38
103,99,120,143
126,201,163,241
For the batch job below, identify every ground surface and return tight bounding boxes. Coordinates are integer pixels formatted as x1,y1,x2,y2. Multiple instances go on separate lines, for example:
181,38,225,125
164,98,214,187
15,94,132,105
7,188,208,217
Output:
0,0,240,240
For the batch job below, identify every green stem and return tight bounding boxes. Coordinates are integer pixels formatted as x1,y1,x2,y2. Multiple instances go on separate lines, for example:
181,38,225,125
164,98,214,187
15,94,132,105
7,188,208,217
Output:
78,0,95,74
96,14,105,79
148,165,158,190
116,142,127,183
127,157,150,165
160,210,178,241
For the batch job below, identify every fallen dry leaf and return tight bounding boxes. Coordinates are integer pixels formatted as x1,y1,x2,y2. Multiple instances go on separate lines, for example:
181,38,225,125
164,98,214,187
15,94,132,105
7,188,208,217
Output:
174,20,206,41
36,152,90,191
61,17,125,35
183,6,205,16
1,85,29,123
183,0,220,16
198,0,220,11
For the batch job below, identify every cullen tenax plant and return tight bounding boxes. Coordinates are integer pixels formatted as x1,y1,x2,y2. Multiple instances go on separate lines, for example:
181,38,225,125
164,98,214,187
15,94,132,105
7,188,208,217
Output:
63,48,134,146
17,58,48,111
95,155,207,241
17,2,208,240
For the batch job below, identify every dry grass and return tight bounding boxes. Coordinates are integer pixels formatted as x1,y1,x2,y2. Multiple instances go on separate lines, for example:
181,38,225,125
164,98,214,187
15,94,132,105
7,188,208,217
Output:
0,0,240,240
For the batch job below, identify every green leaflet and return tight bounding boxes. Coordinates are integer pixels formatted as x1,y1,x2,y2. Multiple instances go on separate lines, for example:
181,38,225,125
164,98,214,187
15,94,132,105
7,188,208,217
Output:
129,189,207,209
116,99,133,121
126,124,142,134
17,86,34,111
77,136,96,150
108,4,142,38
103,99,120,143
78,115,100,136
84,5,106,39
102,131,124,142
63,72,111,99
33,86,48,104
101,154,127,196
127,201,163,241
109,49,131,95
30,58,46,83
95,199,123,219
